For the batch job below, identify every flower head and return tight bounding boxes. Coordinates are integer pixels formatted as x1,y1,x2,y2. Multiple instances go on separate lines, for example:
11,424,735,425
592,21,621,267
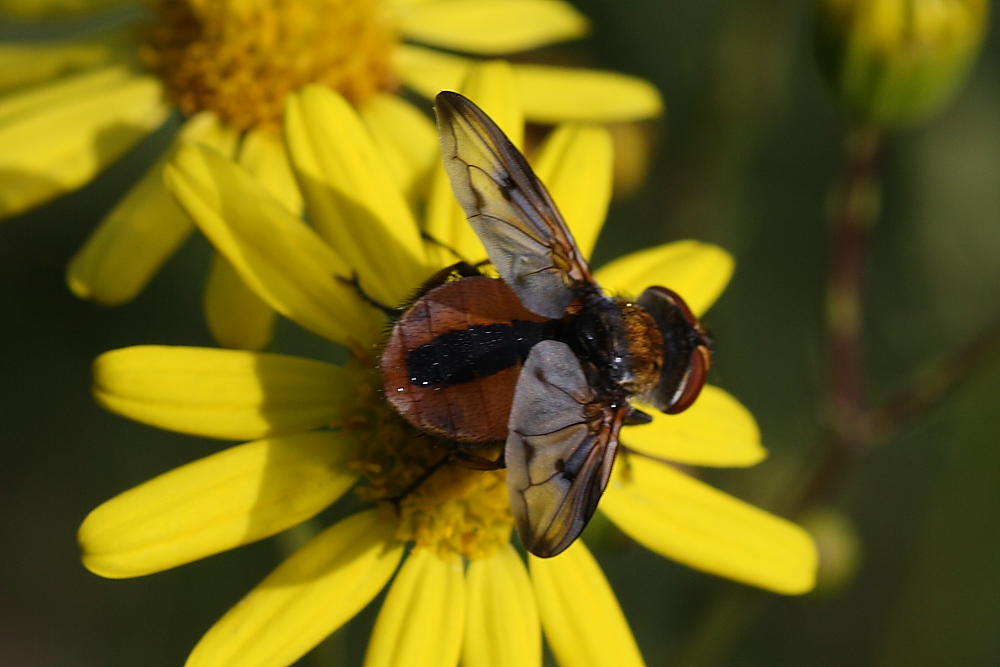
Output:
0,0,662,349
80,64,816,666
815,0,989,127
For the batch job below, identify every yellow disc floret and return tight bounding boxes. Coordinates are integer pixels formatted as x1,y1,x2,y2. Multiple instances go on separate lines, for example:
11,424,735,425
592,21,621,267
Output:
337,364,514,561
143,0,398,130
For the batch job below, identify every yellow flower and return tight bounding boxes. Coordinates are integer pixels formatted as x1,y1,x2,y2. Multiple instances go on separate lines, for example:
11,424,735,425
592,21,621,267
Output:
79,63,815,666
0,0,662,350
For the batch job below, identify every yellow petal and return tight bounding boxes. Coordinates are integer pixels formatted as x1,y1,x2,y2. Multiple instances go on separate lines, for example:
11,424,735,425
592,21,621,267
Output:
198,128,301,350
395,44,467,101
188,511,403,667
238,126,303,214
0,64,168,218
0,0,129,19
204,253,276,351
530,541,644,667
398,0,588,55
464,544,541,667
93,346,352,441
533,123,611,261
67,112,238,305
358,92,437,204
601,456,818,594
625,386,766,467
80,432,361,578
200,128,300,350
284,85,428,307
513,63,663,123
594,241,734,316
424,60,522,266
365,549,465,667
0,28,130,94
165,143,384,348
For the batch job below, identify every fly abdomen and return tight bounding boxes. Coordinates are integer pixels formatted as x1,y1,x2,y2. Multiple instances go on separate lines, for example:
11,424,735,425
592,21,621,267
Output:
407,320,555,387
381,275,555,443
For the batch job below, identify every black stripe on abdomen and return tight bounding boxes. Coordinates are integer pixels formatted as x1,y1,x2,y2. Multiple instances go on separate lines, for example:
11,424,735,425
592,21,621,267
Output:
407,320,556,387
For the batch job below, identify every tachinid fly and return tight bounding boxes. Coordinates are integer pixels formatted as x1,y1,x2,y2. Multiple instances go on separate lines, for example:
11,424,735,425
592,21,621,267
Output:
380,91,712,558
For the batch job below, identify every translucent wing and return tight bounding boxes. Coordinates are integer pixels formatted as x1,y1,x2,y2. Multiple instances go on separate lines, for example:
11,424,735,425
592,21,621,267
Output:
506,340,626,557
435,91,595,319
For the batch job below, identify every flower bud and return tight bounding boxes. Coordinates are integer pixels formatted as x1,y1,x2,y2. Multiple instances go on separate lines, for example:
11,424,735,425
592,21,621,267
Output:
800,507,861,594
816,0,989,127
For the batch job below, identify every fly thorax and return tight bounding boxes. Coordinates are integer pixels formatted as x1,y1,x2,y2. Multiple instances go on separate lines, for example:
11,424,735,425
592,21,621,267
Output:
617,301,664,394
568,297,663,395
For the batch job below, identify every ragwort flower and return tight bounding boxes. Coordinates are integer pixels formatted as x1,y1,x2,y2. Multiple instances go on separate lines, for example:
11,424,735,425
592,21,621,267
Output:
0,0,661,350
79,65,816,666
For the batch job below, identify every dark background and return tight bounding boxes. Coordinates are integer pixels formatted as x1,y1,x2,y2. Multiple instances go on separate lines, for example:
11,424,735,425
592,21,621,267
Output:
2,1,999,665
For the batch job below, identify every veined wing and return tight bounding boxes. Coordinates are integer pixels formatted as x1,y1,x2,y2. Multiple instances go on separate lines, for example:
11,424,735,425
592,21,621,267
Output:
435,91,595,319
506,340,626,557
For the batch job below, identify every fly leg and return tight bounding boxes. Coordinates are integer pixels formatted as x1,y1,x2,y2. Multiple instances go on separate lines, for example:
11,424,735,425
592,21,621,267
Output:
421,232,492,274
384,445,505,510
421,231,470,264
454,449,506,470
384,450,454,510
336,272,399,316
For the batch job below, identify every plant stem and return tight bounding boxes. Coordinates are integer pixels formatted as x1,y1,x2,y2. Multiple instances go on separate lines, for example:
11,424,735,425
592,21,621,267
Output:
824,126,881,438
792,125,882,512
864,313,1000,442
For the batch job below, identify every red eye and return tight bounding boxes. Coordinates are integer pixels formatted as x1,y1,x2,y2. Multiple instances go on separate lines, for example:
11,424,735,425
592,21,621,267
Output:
666,344,711,414
636,286,714,414
651,287,698,326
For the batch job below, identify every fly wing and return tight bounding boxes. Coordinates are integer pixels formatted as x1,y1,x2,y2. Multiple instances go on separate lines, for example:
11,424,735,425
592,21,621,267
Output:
435,91,594,319
506,340,626,557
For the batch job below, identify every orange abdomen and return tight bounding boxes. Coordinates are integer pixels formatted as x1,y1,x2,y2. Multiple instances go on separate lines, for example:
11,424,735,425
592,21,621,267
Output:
381,276,555,443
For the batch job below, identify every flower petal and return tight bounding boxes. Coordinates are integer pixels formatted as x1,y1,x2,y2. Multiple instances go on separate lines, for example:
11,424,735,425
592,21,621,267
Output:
204,253,276,351
512,64,663,123
200,128,299,350
67,112,238,305
165,143,384,348
365,549,465,667
594,241,734,316
0,64,168,218
464,544,541,667
358,92,437,204
624,386,766,467
395,44,467,101
0,29,130,94
93,346,352,441
601,456,818,594
424,60,522,266
530,541,644,667
188,511,403,667
284,85,428,306
397,0,588,55
396,45,661,125
533,123,611,261
237,126,303,214
80,431,361,578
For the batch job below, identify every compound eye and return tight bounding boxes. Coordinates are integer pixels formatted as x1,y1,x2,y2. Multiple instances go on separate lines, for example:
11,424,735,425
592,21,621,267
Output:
665,344,710,414
636,286,713,414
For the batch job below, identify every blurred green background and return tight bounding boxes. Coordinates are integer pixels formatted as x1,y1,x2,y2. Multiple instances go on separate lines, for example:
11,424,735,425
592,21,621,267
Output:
2,1,1000,665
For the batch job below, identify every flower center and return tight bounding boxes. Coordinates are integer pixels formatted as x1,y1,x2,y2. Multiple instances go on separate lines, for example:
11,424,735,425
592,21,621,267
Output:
337,364,514,560
142,0,398,130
